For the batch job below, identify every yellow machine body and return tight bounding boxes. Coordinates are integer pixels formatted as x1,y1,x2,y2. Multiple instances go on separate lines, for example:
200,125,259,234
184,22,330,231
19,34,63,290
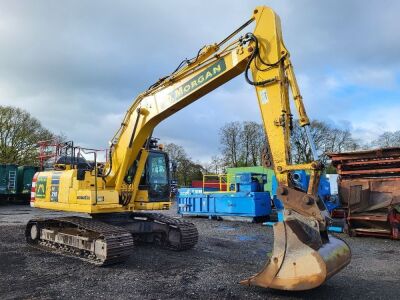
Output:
32,168,170,213
30,6,350,291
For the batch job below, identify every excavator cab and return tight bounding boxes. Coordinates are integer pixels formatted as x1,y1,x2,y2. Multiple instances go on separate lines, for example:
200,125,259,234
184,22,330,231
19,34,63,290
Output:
139,149,170,202
124,138,172,208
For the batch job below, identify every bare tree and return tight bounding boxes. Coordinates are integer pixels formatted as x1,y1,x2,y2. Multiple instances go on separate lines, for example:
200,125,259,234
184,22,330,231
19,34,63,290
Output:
246,122,265,166
202,155,224,174
218,121,267,168
0,106,54,165
219,121,242,167
291,122,310,163
211,155,224,174
372,131,400,148
291,120,360,164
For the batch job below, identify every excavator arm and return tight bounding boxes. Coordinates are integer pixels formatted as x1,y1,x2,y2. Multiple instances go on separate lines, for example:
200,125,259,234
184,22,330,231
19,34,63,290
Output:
106,7,316,194
100,6,350,291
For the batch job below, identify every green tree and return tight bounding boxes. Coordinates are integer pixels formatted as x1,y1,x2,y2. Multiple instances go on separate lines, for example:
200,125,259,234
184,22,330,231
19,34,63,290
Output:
0,106,54,165
163,142,204,186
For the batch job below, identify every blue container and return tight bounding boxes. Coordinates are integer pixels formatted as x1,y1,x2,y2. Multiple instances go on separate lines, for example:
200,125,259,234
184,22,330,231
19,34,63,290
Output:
177,188,272,218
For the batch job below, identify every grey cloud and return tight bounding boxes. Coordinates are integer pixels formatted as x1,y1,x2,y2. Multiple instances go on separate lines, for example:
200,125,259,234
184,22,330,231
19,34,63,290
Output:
0,1,399,162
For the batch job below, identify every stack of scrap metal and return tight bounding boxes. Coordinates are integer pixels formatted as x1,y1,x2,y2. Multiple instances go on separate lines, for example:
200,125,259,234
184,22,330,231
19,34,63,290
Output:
329,148,400,239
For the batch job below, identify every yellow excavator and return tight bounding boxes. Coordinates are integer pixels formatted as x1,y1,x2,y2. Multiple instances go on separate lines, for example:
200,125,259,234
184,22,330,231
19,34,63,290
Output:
26,6,350,291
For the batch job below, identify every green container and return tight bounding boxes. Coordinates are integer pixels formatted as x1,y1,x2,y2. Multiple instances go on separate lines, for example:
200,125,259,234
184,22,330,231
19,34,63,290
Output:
17,166,38,195
0,164,18,196
226,166,274,193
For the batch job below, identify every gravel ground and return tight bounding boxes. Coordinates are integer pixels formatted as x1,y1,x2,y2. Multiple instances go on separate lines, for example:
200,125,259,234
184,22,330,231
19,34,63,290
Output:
0,203,399,300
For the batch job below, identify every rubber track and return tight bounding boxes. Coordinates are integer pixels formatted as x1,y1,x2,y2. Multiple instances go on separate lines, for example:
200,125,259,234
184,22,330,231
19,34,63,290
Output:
130,212,198,250
25,216,134,266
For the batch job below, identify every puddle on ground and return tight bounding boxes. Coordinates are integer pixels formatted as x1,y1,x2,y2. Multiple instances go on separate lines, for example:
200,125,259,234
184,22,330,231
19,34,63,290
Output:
235,235,257,241
216,225,236,231
0,220,23,224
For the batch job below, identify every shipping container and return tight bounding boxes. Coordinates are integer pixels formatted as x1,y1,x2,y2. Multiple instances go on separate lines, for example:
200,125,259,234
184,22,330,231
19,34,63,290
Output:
17,166,38,200
0,164,18,199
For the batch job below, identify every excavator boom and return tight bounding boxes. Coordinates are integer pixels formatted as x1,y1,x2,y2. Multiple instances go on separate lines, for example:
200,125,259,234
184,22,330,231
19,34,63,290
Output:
28,6,350,291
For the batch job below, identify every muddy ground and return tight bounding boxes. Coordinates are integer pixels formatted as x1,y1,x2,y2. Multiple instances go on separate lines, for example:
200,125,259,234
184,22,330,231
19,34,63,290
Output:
0,203,398,300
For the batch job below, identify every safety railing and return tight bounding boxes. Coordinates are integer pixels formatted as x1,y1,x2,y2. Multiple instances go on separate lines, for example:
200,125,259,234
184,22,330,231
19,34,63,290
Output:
202,174,237,193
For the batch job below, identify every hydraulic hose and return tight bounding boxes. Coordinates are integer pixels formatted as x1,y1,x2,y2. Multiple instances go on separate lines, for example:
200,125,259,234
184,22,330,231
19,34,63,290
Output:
243,33,285,86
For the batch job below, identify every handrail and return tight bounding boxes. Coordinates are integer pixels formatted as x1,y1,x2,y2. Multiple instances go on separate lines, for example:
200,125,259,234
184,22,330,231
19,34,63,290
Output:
202,174,236,194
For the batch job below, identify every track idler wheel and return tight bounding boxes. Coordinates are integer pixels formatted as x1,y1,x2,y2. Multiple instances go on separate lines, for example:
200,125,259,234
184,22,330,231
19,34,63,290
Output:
240,211,351,291
25,220,41,244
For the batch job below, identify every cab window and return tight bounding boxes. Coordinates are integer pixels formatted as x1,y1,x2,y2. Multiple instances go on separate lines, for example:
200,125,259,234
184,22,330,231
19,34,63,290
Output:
148,154,168,184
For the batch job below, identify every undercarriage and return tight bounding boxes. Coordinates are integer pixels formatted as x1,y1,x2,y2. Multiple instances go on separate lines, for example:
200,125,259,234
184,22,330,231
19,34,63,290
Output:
25,213,198,265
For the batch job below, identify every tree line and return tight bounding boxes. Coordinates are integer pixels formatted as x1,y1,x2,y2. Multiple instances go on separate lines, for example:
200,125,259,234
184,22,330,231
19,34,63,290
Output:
214,119,357,172
158,120,400,185
215,120,400,173
2,105,400,186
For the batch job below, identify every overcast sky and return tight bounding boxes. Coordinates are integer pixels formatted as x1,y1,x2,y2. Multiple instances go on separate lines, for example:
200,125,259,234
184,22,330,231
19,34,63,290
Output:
1,1,399,162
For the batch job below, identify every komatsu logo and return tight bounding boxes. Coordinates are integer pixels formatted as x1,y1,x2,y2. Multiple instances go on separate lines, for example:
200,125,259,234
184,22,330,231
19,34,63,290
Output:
168,59,226,102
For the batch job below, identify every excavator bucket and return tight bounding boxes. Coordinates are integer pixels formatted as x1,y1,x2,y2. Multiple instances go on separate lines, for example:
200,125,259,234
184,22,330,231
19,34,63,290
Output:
240,212,351,291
